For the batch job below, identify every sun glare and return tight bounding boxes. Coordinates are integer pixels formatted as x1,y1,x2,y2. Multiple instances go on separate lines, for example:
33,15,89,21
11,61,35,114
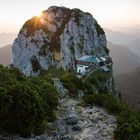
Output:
36,12,42,18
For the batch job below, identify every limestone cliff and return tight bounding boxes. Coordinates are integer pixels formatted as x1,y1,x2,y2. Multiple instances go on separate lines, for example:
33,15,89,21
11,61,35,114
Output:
12,6,108,76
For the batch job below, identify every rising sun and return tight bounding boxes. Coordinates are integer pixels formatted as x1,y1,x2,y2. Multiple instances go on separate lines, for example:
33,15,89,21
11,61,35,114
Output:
36,12,42,18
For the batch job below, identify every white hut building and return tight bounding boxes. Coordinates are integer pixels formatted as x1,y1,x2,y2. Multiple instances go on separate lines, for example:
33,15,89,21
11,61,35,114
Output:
76,55,108,74
76,55,100,74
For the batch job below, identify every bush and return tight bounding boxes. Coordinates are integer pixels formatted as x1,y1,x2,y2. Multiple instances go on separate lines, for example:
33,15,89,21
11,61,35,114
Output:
60,71,84,97
39,45,47,56
83,94,122,114
0,65,58,137
104,47,110,54
94,22,105,36
83,70,110,94
114,109,140,140
30,56,42,72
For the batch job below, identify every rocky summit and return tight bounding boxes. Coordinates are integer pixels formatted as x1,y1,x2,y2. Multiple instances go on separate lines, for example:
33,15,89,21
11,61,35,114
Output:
12,6,108,76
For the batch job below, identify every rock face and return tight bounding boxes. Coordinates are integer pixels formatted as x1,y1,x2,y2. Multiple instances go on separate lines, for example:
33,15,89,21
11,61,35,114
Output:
12,6,108,76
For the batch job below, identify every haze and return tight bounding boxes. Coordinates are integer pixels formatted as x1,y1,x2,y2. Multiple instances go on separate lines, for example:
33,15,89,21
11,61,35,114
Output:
0,0,140,32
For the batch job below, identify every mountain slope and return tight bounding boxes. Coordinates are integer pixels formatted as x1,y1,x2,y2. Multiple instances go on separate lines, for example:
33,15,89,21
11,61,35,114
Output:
104,28,136,46
129,38,140,57
105,28,140,58
115,67,140,109
121,24,140,37
0,45,12,66
108,41,140,76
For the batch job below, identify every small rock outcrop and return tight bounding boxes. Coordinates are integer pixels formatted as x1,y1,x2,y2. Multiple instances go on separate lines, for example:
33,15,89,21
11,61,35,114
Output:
12,6,108,76
53,78,69,97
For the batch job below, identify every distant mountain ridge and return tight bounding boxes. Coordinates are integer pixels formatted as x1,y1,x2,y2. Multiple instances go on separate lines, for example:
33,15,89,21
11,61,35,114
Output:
115,67,140,110
108,41,140,76
104,28,136,46
129,38,140,57
119,24,140,37
0,45,12,66
0,33,17,47
104,27,140,57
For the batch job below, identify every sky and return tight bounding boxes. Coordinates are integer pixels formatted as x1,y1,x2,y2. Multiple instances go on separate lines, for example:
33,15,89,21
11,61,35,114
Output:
0,0,140,32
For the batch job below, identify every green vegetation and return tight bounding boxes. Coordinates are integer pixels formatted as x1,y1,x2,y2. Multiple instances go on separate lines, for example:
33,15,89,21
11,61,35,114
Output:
74,14,82,26
83,70,110,94
83,94,140,140
104,47,110,54
73,8,82,26
42,69,109,98
41,68,140,140
39,45,47,56
0,65,139,139
30,56,42,73
0,65,58,137
70,46,75,54
40,68,84,97
60,71,84,97
83,94,123,114
81,68,140,140
94,22,105,36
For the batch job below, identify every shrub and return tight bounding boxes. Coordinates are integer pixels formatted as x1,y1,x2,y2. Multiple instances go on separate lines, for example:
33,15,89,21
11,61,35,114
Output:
104,47,110,54
83,70,110,94
94,22,105,36
39,45,47,56
83,94,122,113
60,71,84,97
30,56,42,72
114,109,140,140
0,66,58,137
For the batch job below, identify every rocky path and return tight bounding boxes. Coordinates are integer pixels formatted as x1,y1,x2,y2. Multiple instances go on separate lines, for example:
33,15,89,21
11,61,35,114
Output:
51,96,117,140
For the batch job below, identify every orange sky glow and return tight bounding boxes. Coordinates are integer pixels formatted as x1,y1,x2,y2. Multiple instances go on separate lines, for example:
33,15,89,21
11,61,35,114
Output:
0,0,140,32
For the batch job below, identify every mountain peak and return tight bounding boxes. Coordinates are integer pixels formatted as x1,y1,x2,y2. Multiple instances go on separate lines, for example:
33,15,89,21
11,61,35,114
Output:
12,6,107,76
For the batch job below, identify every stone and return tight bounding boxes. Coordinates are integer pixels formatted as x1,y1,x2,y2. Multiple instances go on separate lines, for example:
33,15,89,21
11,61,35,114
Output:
53,78,69,97
60,135,72,140
66,116,78,125
71,125,82,132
